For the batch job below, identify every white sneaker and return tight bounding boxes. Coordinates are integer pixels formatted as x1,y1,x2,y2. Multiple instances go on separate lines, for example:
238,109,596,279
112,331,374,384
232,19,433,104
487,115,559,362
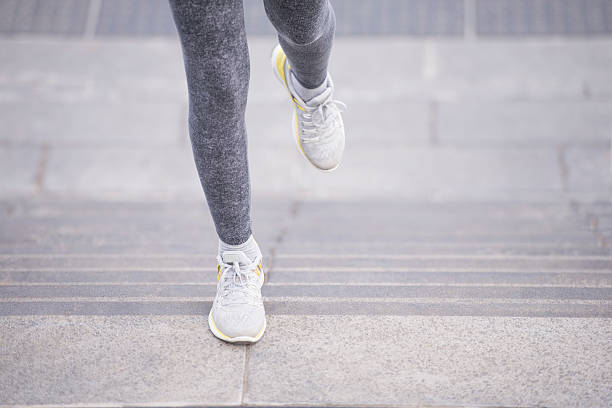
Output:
271,44,346,171
208,250,266,343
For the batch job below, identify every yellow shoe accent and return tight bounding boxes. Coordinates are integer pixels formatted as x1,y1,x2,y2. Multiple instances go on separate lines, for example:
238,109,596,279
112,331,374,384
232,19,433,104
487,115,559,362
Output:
275,47,288,86
292,97,306,111
272,45,307,158
208,309,267,344
208,313,232,341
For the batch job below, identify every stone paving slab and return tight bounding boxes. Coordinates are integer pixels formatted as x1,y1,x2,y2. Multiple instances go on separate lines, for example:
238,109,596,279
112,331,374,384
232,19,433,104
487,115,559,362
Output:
288,147,563,201
285,201,590,229
1,201,602,255
271,255,612,271
3,0,612,38
43,146,201,199
0,199,610,406
0,38,187,104
3,37,612,105
26,145,566,201
3,269,610,287
1,33,612,407
1,200,610,323
0,201,603,262
437,100,612,147
95,0,177,37
2,283,609,302
244,315,612,407
566,147,612,195
0,100,187,147
246,99,431,147
0,315,245,405
2,37,611,207
568,202,612,254
0,0,90,36
1,233,602,254
0,148,41,197
477,0,612,36
1,230,604,256
3,300,611,320
5,253,611,272
431,39,612,100
276,242,611,256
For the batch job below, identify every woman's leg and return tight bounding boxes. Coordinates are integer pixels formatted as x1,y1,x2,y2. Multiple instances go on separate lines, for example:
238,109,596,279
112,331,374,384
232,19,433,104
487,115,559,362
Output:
263,0,336,89
266,0,345,171
169,0,251,245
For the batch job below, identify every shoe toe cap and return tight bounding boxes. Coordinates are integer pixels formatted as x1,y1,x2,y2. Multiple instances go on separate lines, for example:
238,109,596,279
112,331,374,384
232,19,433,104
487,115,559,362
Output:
211,304,265,339
303,129,345,171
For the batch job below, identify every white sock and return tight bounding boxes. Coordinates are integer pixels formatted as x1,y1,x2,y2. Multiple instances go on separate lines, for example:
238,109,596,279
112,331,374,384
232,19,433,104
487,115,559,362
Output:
218,235,261,263
290,71,328,103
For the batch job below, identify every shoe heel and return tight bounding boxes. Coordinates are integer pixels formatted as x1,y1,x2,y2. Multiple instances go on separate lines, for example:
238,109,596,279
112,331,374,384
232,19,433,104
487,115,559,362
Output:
270,44,286,86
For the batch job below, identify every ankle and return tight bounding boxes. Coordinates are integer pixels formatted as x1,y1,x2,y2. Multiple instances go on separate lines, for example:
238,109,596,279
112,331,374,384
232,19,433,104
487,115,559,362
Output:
218,235,261,262
290,71,328,103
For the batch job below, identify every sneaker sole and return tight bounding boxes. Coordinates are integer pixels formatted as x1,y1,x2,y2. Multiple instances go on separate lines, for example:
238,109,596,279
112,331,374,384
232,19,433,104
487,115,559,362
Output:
270,45,341,173
208,309,266,344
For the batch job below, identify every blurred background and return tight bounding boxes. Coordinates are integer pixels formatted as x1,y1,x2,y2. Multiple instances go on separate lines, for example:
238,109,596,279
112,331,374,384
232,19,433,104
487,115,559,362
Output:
1,1,611,407
1,0,611,202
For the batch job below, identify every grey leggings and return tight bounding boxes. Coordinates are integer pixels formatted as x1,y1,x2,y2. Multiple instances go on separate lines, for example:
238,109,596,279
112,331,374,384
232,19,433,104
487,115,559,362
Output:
169,0,336,244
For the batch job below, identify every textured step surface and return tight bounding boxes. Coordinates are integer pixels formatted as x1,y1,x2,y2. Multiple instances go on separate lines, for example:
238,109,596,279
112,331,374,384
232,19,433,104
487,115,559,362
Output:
1,32,612,407
1,199,611,406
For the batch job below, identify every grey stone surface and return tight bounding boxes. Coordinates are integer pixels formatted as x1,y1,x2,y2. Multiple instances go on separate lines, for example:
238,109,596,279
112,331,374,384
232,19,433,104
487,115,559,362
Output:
246,100,431,147
287,147,562,201
0,0,90,36
4,37,611,104
284,201,589,230
0,199,289,255
325,37,426,101
0,283,217,298
2,38,611,205
275,242,611,256
477,0,612,36
32,144,565,201
0,38,187,104
3,300,610,318
341,99,431,146
2,282,609,301
332,0,464,36
4,269,610,287
244,315,612,407
0,201,604,257
0,148,42,197
271,255,612,271
438,101,612,147
3,0,612,38
265,270,612,286
432,40,612,100
0,0,466,37
95,0,176,36
0,254,215,270
43,147,202,199
0,315,245,405
0,100,186,147
2,240,607,256
566,147,612,195
1,34,612,408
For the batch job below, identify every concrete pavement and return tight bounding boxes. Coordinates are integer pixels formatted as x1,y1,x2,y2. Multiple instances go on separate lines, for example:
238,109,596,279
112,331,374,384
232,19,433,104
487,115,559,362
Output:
1,35,611,407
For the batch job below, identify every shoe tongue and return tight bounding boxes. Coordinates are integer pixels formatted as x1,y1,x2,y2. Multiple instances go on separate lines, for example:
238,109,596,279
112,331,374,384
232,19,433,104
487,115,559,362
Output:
221,250,252,265
305,87,332,107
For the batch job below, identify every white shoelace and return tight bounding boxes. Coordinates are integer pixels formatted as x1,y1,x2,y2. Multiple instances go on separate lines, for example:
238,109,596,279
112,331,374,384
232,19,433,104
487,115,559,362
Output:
300,95,346,144
216,255,262,306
